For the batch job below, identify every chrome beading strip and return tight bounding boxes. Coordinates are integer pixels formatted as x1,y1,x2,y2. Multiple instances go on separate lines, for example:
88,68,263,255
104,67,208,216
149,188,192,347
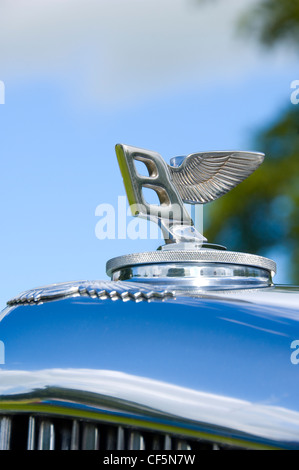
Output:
6,280,175,307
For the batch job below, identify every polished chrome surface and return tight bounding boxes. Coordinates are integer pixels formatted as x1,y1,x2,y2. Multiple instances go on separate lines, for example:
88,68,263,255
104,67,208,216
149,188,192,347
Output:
0,364,298,450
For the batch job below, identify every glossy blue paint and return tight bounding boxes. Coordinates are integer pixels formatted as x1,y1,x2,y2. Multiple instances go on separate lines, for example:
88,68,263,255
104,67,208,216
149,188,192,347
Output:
0,294,298,403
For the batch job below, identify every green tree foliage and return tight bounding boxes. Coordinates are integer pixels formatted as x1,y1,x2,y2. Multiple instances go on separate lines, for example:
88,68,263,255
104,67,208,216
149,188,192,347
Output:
203,0,299,282
238,0,299,48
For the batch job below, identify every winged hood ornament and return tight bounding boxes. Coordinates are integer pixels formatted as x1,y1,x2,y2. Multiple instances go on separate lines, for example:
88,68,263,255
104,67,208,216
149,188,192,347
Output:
168,150,264,204
115,143,264,248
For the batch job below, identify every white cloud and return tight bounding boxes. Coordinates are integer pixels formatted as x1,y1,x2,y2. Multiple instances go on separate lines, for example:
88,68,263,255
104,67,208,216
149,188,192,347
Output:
0,0,294,106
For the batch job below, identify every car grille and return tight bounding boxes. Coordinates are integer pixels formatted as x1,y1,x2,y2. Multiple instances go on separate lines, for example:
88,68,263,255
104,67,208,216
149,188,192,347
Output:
0,414,241,450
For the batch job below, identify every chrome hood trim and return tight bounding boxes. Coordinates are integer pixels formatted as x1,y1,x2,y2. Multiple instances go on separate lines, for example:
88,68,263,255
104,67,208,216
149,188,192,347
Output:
5,280,175,307
4,281,299,312
0,368,298,449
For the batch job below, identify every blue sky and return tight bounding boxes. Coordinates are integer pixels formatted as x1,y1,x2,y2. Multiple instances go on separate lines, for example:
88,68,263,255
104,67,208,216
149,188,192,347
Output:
0,0,297,310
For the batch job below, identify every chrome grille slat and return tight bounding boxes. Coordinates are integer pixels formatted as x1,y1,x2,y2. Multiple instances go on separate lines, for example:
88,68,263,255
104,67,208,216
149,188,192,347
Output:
116,426,125,450
70,420,80,450
37,420,55,450
175,439,191,450
0,413,247,450
27,416,35,450
164,434,172,450
82,422,99,450
151,435,162,450
128,431,145,450
0,417,11,450
60,423,73,450
106,427,117,450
